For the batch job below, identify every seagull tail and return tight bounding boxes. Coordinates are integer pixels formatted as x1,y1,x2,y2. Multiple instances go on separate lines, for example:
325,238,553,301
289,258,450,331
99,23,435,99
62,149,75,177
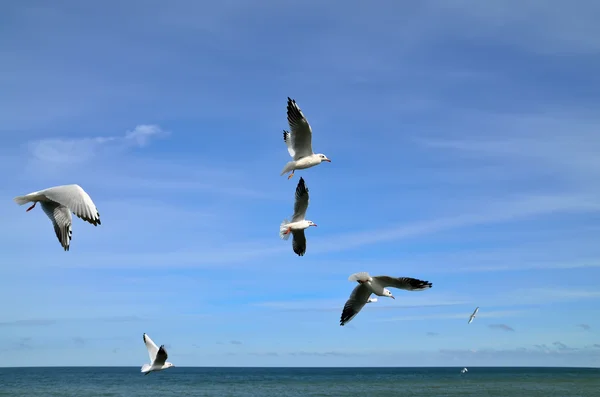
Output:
348,272,372,283
13,194,35,206
280,161,295,176
141,364,152,373
279,219,292,240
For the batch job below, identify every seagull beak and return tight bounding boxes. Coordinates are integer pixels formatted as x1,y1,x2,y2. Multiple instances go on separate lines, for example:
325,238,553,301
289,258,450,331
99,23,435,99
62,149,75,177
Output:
312,224,318,227
391,296,395,300
323,159,331,162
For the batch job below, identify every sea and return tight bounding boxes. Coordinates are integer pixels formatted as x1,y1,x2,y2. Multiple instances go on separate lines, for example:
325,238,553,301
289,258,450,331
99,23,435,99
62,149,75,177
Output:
0,367,598,396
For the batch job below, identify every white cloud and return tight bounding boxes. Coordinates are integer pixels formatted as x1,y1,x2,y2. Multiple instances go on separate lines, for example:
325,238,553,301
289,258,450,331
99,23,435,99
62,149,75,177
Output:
27,124,168,164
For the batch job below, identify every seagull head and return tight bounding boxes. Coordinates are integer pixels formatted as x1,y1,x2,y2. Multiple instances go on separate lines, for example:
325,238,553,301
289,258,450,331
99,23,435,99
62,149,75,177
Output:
383,289,395,299
317,153,331,163
307,220,318,227
165,362,175,368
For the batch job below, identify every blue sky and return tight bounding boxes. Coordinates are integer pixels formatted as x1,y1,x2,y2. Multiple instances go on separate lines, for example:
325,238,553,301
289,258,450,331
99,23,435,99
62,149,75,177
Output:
1,0,599,368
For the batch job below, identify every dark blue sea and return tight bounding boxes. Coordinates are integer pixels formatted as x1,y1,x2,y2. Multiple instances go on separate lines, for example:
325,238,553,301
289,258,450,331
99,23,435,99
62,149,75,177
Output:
0,367,598,396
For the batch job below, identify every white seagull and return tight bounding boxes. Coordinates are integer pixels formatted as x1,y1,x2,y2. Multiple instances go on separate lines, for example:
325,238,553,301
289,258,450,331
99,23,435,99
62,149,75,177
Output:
468,307,479,324
281,97,331,180
340,272,433,326
13,184,101,251
141,333,175,375
279,177,317,256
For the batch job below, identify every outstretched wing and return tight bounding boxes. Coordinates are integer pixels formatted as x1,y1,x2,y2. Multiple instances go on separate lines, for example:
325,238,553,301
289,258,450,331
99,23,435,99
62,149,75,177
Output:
143,333,159,362
468,307,479,323
40,201,73,251
286,97,314,160
291,177,309,222
153,345,168,366
340,284,372,326
292,229,307,256
40,184,101,226
373,276,432,291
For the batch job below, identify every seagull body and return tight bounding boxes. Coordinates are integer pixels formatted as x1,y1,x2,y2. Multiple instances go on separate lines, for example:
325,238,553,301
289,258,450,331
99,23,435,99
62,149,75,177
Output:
281,97,330,179
141,333,174,375
13,184,101,251
468,307,479,324
340,272,433,326
279,177,316,256
461,368,468,373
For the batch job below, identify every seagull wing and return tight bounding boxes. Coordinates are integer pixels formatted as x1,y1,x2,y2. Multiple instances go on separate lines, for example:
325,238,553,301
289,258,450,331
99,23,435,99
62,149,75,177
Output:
291,229,307,256
340,284,372,326
283,130,296,158
40,184,101,226
373,276,433,291
40,201,73,251
143,333,159,363
286,97,314,160
291,177,309,222
153,345,168,366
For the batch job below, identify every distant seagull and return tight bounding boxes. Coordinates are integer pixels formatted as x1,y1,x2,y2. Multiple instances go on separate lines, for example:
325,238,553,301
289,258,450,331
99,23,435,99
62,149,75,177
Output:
141,333,175,375
13,184,101,251
281,97,331,179
340,272,433,326
461,367,468,374
279,177,317,256
468,307,479,324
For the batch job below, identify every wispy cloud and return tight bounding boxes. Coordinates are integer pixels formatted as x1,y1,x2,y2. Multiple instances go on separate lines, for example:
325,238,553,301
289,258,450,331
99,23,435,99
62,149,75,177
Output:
576,324,592,331
0,315,146,327
230,340,243,345
488,324,515,332
308,193,600,255
378,310,525,323
426,332,439,337
27,124,168,165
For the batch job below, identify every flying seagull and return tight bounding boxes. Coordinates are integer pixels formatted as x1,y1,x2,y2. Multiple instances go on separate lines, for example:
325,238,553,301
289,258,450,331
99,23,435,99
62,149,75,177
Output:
279,177,317,256
468,307,479,324
340,272,433,326
13,184,101,251
141,333,175,375
281,97,331,179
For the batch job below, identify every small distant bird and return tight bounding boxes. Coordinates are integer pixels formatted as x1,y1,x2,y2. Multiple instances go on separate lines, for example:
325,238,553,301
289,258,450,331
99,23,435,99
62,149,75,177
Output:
279,177,317,256
141,333,175,375
468,307,479,324
13,184,101,251
281,97,331,180
340,272,433,326
461,368,468,374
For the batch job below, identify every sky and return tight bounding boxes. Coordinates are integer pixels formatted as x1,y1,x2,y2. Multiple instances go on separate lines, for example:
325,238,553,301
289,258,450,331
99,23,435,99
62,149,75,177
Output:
1,0,600,368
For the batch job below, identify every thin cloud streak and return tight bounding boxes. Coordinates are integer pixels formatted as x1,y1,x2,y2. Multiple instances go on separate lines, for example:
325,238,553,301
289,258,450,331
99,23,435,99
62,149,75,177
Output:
27,124,168,165
40,193,600,269
488,324,515,332
377,310,526,323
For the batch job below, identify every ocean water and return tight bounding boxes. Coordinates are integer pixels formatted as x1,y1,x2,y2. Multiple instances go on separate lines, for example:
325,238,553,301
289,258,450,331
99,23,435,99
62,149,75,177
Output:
0,367,598,396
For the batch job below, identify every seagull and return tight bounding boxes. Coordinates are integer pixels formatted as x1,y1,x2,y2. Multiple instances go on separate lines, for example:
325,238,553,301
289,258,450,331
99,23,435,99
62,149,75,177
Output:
281,97,331,180
13,184,101,251
279,177,316,256
141,333,175,375
461,368,468,374
468,307,479,324
340,272,433,326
